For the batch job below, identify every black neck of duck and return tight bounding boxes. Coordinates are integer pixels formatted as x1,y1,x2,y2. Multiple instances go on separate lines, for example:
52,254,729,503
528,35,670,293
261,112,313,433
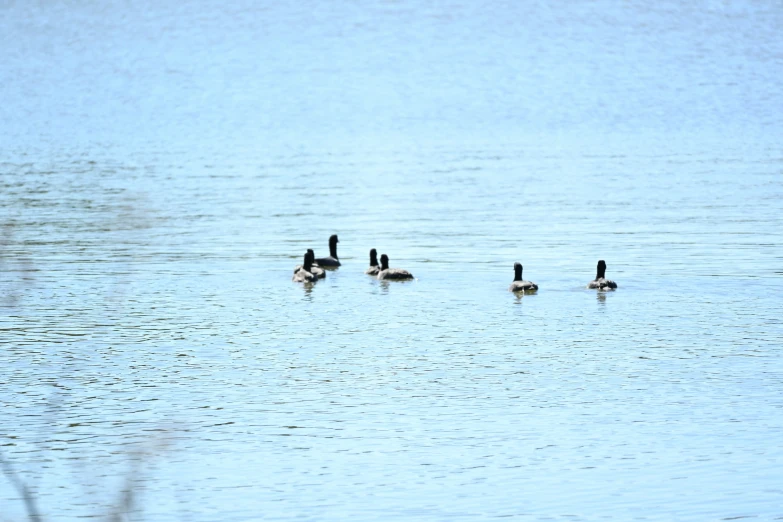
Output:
596,260,607,279
380,255,389,270
514,264,523,281
329,237,338,258
303,253,312,271
369,249,378,266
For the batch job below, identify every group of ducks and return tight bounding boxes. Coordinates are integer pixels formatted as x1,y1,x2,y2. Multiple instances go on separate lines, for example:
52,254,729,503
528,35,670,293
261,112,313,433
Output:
293,235,415,283
507,259,618,292
293,234,619,292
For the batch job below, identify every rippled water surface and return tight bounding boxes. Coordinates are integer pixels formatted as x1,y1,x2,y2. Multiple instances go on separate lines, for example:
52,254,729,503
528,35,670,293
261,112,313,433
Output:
2,1,783,520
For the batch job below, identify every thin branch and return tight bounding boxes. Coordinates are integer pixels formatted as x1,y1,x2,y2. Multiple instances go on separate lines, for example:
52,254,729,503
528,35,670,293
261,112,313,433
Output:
0,449,43,521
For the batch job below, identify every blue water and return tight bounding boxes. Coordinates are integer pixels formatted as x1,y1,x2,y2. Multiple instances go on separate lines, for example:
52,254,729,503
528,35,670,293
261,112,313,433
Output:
2,1,782,520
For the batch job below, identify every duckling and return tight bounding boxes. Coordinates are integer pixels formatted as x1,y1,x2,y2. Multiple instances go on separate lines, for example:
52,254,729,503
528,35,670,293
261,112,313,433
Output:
294,249,325,279
376,254,414,280
365,248,380,276
508,263,538,292
292,251,318,283
587,260,617,290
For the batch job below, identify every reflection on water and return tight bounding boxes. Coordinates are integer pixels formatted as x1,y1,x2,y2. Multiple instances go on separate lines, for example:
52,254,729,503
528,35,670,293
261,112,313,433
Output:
297,281,317,299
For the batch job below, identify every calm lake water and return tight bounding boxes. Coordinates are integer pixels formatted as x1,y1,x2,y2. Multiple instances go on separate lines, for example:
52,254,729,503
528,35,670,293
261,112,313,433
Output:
2,1,782,520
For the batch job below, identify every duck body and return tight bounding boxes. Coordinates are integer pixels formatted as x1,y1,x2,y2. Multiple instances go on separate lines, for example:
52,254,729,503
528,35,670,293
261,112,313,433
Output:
365,248,380,275
378,268,414,280
294,249,325,279
307,264,326,279
314,234,341,267
292,269,317,283
508,263,538,292
587,260,617,290
315,256,340,267
588,278,617,290
509,280,538,292
376,254,414,281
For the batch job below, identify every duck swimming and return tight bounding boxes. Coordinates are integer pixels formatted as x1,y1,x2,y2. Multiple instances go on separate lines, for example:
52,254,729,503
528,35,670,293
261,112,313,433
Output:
508,263,538,292
376,254,414,281
314,234,341,267
294,249,325,279
587,260,617,290
365,248,380,275
292,251,318,283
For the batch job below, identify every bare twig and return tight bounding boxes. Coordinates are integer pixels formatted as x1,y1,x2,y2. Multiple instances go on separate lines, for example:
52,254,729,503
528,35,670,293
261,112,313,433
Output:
0,449,43,521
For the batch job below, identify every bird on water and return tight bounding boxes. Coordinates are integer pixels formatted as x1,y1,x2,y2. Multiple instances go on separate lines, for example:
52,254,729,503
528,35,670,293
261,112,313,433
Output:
508,263,538,292
376,254,414,280
365,248,380,276
293,249,325,279
292,251,319,283
587,260,617,290
314,234,341,267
